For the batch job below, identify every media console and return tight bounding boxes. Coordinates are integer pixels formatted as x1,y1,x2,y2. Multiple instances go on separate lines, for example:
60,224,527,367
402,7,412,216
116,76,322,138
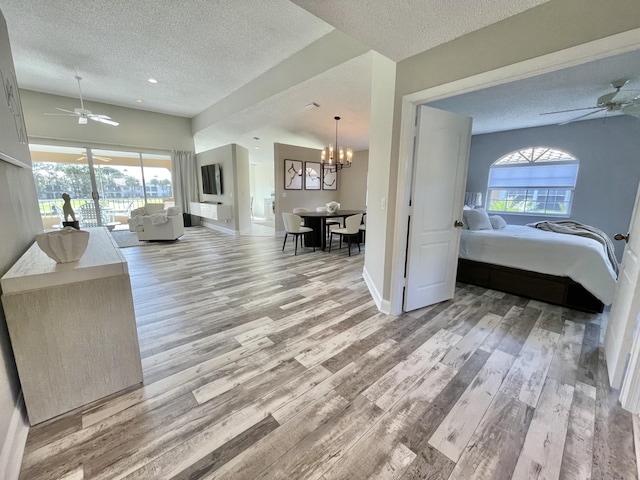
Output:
190,201,232,221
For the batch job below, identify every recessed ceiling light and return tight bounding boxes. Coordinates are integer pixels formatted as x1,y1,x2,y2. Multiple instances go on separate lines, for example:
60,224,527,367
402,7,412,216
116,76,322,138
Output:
254,146,259,150
253,136,260,140
135,99,143,103
148,78,158,84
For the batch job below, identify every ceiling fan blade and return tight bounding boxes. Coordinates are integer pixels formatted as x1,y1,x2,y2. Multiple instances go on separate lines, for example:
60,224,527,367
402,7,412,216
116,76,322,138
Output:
78,116,88,125
622,103,640,118
44,113,77,116
540,106,601,116
89,116,119,126
558,108,607,125
55,107,76,114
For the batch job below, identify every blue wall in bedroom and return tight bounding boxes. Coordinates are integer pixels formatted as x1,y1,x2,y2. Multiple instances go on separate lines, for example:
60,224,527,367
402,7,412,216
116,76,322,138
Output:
465,115,640,261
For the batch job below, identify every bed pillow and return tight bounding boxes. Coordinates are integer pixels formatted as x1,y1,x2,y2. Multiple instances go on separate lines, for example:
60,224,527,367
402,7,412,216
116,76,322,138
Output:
489,215,507,230
463,208,492,230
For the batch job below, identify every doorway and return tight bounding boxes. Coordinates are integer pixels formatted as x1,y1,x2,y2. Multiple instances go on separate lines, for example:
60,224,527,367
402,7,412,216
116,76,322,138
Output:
248,161,275,237
389,30,640,316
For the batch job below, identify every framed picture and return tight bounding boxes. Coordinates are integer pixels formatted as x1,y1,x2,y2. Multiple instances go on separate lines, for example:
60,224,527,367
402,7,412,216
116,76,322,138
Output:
322,166,337,190
284,159,303,190
0,27,29,168
304,161,321,190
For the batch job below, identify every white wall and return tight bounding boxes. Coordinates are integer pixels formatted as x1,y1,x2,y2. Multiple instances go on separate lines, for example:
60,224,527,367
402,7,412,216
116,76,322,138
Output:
196,144,251,234
20,90,194,152
250,162,274,219
363,53,397,309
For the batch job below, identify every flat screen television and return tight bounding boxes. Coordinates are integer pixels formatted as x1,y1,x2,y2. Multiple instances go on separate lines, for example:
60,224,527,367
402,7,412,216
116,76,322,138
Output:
201,163,223,195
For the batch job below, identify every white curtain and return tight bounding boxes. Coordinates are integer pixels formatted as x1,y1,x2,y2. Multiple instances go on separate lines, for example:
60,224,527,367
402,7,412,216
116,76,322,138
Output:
171,150,198,213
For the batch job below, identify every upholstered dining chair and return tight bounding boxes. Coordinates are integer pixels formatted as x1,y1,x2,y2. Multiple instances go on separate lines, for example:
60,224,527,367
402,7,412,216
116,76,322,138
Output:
359,214,366,243
282,212,314,256
329,213,363,256
292,207,309,226
316,206,342,238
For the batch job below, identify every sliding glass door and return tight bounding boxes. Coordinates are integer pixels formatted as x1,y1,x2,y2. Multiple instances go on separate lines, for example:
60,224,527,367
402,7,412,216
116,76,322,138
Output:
30,144,172,230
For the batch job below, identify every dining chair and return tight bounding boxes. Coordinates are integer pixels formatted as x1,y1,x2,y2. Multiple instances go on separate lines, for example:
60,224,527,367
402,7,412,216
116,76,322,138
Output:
329,213,363,256
292,207,309,226
359,214,366,243
316,206,341,238
282,212,314,256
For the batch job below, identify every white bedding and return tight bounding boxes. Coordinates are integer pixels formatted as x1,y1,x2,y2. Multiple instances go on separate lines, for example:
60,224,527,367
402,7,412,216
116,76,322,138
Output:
459,225,618,305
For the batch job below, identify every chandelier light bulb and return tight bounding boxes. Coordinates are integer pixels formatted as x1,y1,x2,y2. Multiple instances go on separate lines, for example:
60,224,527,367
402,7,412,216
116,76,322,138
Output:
320,116,353,172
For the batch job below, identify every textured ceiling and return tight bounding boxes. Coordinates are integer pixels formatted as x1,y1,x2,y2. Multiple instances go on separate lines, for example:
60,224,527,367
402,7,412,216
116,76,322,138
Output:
290,0,551,61
0,0,333,117
429,49,640,135
1,0,634,164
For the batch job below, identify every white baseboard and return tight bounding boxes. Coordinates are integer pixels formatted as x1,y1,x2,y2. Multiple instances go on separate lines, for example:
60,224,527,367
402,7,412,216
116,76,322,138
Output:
201,220,238,236
363,266,392,314
0,393,29,480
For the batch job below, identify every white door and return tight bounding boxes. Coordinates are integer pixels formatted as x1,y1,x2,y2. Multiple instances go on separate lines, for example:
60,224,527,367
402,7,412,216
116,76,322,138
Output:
404,106,472,311
605,183,640,401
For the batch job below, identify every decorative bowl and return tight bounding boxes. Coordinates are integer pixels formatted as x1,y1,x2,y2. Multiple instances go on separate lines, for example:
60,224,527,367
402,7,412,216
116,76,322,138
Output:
36,227,90,263
326,201,340,214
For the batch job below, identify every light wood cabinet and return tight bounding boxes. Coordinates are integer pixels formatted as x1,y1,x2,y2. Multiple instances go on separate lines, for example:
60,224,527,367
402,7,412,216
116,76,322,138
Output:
1,228,143,425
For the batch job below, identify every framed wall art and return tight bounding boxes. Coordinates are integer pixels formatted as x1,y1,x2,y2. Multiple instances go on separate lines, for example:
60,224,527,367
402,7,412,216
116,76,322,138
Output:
0,23,29,168
322,166,337,190
284,159,303,190
304,161,321,190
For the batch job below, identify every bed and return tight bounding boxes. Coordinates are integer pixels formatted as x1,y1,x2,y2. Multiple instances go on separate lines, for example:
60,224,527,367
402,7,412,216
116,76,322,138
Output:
458,224,618,313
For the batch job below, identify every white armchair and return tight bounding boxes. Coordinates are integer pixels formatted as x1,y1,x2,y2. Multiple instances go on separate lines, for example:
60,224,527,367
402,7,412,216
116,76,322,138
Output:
129,204,184,241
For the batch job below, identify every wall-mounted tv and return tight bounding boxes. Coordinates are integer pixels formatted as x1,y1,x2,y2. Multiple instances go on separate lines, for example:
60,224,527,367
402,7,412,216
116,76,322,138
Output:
201,163,223,195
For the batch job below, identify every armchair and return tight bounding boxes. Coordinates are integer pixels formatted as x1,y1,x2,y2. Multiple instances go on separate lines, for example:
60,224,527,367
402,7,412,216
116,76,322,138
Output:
129,204,184,241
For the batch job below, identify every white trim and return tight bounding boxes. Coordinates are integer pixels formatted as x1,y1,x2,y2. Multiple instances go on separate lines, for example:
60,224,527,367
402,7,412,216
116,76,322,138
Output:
363,266,385,312
200,220,238,236
390,28,640,316
0,394,29,480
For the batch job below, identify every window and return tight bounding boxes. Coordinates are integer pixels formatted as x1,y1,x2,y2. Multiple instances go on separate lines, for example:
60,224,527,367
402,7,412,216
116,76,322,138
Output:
487,147,579,216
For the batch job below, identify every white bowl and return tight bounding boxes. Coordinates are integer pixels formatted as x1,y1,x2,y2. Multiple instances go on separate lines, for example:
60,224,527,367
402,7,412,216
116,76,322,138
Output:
36,227,90,263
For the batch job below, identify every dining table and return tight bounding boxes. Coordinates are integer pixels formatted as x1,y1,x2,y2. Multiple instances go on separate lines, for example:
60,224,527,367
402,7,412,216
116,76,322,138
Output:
297,210,366,251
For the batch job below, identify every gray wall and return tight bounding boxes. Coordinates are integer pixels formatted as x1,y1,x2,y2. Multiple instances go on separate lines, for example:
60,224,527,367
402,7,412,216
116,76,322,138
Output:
465,115,640,260
274,143,369,233
0,8,42,465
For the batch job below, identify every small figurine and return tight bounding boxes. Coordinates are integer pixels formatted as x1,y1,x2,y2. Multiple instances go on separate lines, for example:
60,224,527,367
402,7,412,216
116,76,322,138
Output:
62,193,76,222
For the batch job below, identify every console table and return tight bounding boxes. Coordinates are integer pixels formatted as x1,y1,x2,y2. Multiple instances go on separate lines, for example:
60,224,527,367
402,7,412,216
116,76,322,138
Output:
1,227,143,425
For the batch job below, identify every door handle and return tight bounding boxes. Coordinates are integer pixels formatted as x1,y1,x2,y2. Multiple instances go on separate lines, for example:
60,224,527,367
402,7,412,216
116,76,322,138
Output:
454,220,464,228
615,233,630,243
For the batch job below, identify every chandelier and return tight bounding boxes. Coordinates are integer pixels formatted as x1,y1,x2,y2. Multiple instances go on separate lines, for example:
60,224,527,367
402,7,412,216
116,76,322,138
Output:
320,116,352,172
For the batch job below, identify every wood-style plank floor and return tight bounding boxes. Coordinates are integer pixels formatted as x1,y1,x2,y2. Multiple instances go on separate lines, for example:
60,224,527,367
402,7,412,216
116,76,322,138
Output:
18,226,638,479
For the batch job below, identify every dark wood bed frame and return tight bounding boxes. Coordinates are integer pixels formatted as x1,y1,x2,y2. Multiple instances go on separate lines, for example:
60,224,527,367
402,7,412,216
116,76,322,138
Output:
457,258,604,313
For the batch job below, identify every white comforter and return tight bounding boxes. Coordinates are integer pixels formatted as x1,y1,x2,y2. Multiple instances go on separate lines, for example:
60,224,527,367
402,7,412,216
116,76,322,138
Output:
459,225,618,305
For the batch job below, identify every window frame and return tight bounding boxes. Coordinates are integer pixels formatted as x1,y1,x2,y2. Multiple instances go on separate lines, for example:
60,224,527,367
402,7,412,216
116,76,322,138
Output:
486,147,579,217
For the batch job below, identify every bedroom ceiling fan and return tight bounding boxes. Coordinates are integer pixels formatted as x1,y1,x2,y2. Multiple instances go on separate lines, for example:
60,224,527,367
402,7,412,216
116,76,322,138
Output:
44,76,119,126
540,79,640,125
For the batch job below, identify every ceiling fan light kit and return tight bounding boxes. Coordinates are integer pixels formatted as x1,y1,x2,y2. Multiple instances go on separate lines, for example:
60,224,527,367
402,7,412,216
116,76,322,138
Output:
541,78,640,125
43,76,119,127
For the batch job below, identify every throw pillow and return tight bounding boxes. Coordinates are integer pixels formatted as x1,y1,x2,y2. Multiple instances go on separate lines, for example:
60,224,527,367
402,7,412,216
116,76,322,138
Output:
462,208,492,230
167,206,181,216
489,215,507,229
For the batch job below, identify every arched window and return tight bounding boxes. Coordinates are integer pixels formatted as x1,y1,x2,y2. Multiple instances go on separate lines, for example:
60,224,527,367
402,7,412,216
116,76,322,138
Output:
487,147,579,216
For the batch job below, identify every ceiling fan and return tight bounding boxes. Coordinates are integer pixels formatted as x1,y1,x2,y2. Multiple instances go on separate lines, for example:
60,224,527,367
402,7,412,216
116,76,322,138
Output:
44,76,119,126
541,79,640,125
